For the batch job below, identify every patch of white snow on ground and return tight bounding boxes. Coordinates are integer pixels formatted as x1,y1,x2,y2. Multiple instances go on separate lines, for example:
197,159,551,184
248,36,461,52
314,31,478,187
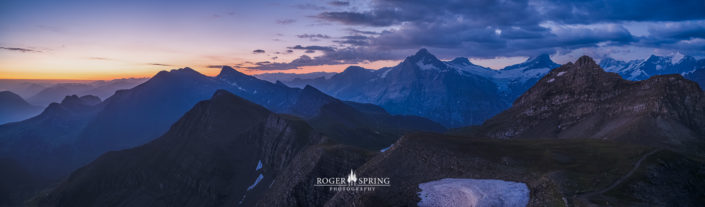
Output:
547,78,555,83
256,160,262,171
557,71,567,77
380,144,393,152
247,174,264,191
417,178,529,207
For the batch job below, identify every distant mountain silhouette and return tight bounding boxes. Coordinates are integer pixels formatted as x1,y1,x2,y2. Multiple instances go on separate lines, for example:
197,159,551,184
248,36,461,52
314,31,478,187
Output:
25,78,146,106
0,91,42,124
35,90,325,206
0,94,103,184
0,66,443,204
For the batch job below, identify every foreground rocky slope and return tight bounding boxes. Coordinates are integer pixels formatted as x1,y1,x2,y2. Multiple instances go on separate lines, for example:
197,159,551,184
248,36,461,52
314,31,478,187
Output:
325,133,705,206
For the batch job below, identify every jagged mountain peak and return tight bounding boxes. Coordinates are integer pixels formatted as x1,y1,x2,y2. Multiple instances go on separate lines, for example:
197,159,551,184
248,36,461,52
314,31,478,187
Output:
503,53,558,71
401,48,446,70
575,55,599,68
151,67,204,80
217,65,243,76
341,66,370,74
60,95,101,106
527,53,552,63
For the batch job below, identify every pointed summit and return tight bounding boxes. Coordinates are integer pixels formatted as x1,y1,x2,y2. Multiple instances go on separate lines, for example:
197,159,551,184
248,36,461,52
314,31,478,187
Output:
527,53,551,63
401,48,446,70
575,55,598,68
504,53,559,71
449,57,472,66
217,65,246,78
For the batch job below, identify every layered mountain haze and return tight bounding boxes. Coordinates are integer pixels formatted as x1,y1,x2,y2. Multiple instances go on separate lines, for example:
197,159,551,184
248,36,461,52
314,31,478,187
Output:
34,90,326,206
0,94,103,180
0,65,443,205
22,78,147,106
0,91,42,124
282,49,560,127
469,56,705,154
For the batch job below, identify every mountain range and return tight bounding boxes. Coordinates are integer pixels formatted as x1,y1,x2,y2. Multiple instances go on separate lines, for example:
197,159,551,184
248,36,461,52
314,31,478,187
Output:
0,65,442,206
0,78,147,107
283,49,560,127
599,54,705,85
34,56,705,207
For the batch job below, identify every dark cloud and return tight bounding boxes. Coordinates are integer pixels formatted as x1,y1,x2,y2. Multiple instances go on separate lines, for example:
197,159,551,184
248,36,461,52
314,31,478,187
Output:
295,3,327,10
309,0,705,58
318,0,705,27
259,0,703,70
0,47,41,53
149,63,172,67
87,57,113,60
248,46,402,70
334,35,371,46
328,1,349,6
276,19,297,24
535,0,705,23
297,34,331,39
206,65,225,69
288,45,335,52
346,28,379,35
252,49,266,54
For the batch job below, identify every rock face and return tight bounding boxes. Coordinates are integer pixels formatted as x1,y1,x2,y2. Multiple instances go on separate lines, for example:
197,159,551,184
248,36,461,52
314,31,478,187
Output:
34,90,325,206
324,133,705,206
282,49,560,127
0,91,42,124
472,56,705,153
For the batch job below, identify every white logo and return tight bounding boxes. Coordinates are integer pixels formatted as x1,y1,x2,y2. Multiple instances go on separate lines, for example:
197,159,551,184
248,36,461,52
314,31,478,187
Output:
314,169,390,192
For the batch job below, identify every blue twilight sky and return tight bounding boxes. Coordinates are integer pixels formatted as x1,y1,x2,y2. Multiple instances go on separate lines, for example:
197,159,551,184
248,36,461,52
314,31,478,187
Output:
0,0,704,79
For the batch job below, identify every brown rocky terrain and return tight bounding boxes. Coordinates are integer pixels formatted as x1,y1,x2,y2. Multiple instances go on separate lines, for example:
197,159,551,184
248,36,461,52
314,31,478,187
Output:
468,56,705,155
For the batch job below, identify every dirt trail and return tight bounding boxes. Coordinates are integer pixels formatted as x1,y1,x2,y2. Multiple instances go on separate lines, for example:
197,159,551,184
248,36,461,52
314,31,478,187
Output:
575,149,660,205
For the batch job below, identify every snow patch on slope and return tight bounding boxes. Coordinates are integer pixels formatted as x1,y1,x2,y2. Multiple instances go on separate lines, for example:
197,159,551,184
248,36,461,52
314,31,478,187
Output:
417,178,529,207
247,174,264,191
417,61,439,71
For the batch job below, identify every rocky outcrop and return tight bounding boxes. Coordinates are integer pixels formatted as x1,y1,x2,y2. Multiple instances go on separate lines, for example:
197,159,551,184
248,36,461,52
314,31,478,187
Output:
472,56,705,154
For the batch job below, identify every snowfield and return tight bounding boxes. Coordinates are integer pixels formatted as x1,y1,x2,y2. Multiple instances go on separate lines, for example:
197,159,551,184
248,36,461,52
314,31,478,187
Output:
417,178,529,207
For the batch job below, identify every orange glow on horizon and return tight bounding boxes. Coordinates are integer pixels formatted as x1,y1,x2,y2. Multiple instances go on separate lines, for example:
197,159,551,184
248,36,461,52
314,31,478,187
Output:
0,60,401,80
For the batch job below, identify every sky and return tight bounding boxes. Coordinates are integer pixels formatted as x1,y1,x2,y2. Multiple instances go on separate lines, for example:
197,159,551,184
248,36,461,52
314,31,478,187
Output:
0,0,704,80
